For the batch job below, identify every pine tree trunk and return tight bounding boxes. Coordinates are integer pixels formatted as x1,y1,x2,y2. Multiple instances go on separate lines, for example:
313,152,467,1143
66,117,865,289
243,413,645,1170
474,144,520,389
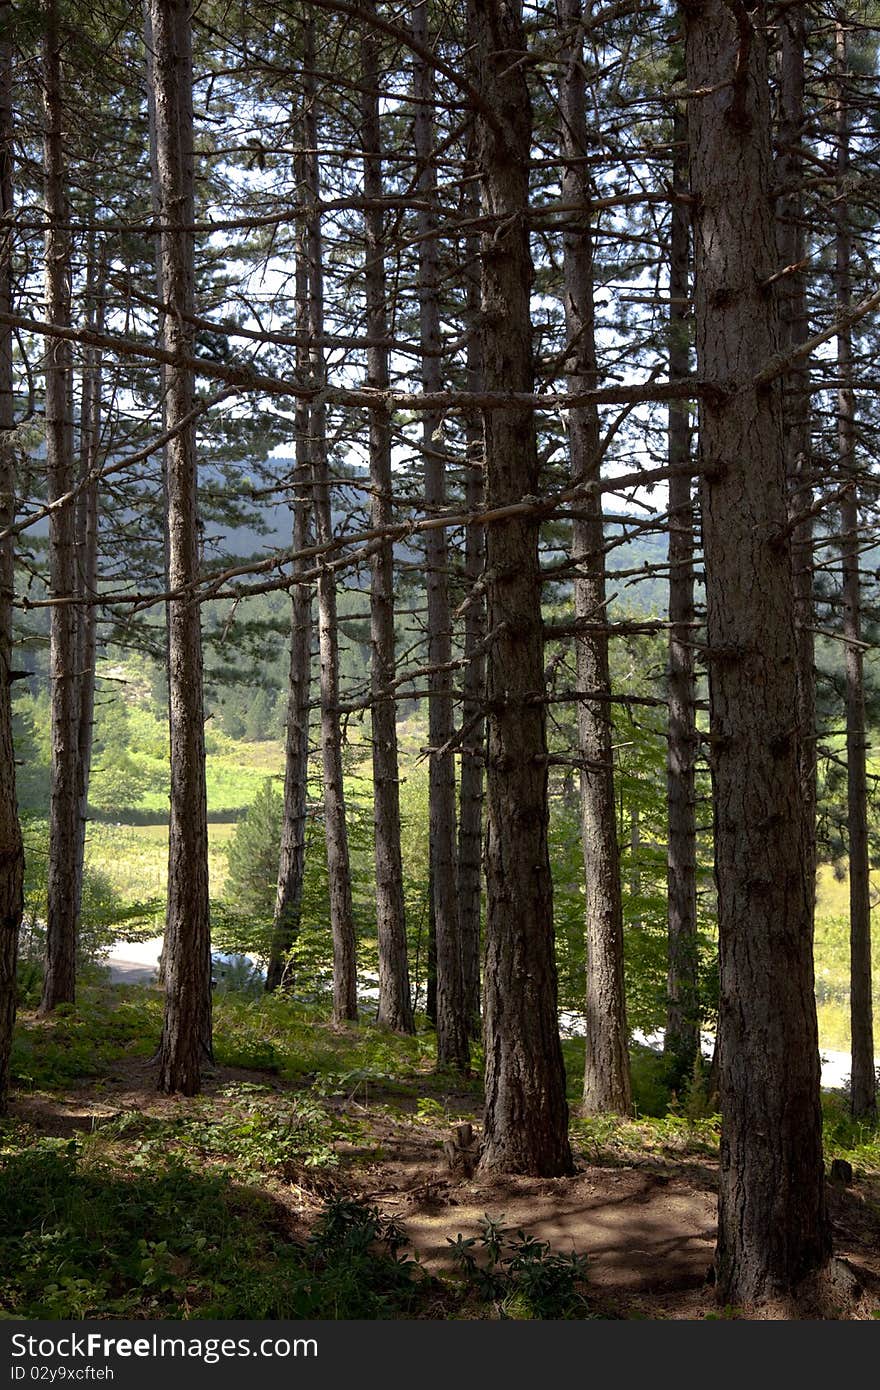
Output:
457,159,486,1039
303,59,358,1025
40,0,79,1013
267,28,316,996
629,803,642,931
267,440,310,994
72,237,103,936
470,0,572,1177
683,0,831,1304
835,22,876,1124
313,428,358,1025
150,0,212,1095
776,4,816,919
267,415,311,992
0,6,24,1113
664,102,700,1085
412,2,467,1070
144,0,171,993
361,6,412,1034
425,874,437,1026
556,0,631,1115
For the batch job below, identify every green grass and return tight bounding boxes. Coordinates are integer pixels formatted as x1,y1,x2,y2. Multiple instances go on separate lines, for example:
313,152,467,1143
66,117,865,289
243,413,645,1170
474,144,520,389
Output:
212,992,452,1091
134,737,285,817
1,986,582,1320
10,990,160,1092
0,1137,431,1319
821,1090,880,1172
814,866,880,1051
4,984,877,1320
9,982,448,1098
84,822,235,905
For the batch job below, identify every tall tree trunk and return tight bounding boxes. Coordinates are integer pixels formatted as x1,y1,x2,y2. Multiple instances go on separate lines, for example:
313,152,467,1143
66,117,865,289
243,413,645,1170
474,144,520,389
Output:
267,442,311,993
300,39,357,1024
72,237,103,938
683,0,831,1305
313,413,357,1025
425,874,436,1026
144,0,172,992
0,3,24,1113
557,0,630,1115
776,5,816,923
412,1,467,1069
470,0,572,1177
150,0,212,1095
362,4,412,1034
266,382,311,992
143,0,172,625
40,0,78,1013
664,102,700,1086
457,155,486,1039
835,21,876,1124
266,31,315,996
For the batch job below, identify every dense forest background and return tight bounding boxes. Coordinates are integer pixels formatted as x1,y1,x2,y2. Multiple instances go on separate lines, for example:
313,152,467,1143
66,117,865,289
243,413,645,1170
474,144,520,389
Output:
1,0,880,1321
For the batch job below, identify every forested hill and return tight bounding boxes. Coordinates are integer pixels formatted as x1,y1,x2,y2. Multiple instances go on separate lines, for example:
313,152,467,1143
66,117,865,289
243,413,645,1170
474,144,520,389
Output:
604,521,670,616
207,460,672,617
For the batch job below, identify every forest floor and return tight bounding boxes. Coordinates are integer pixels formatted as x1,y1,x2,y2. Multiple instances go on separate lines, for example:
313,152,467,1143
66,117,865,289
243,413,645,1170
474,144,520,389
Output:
5,978,880,1321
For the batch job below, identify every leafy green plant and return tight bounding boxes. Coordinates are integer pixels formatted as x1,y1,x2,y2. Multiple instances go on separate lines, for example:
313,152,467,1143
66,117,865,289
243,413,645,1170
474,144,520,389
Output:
821,1088,880,1169
11,989,162,1091
102,1085,339,1177
414,1096,447,1124
302,1196,427,1318
218,779,373,992
0,1141,431,1319
447,1214,591,1318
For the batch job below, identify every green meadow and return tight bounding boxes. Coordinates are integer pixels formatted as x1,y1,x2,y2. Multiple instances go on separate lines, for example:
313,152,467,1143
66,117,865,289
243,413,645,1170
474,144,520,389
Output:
66,733,873,1059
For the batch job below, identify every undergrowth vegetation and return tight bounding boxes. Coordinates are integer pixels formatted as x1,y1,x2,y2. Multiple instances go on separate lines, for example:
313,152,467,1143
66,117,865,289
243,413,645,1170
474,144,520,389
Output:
3,979,878,1320
0,1139,434,1319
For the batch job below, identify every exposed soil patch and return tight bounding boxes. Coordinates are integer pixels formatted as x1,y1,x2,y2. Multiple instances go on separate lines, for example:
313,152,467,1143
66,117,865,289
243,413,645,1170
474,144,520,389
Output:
9,1052,880,1320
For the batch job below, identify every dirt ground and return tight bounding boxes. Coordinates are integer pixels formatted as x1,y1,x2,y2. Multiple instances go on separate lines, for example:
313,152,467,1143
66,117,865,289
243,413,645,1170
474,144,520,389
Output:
11,1053,880,1320
359,1157,720,1318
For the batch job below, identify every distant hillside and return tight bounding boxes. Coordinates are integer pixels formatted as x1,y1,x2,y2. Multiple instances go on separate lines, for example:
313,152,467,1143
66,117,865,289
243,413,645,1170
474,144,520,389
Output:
606,521,670,617
214,461,678,620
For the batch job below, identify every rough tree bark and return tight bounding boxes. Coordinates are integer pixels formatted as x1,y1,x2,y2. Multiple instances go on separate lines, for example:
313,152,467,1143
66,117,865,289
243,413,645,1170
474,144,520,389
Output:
304,27,358,1026
664,101,700,1086
266,25,316,995
413,1,467,1070
457,153,486,1039
40,0,79,1013
471,0,572,1177
362,4,413,1033
143,0,172,989
0,3,24,1113
776,3,816,920
266,319,311,992
683,0,831,1305
150,0,213,1095
835,20,876,1123
72,235,103,940
557,0,630,1116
